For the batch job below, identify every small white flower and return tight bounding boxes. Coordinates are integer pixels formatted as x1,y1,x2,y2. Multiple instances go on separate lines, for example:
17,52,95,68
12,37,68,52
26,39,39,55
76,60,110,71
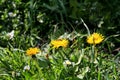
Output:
39,19,44,23
63,60,72,65
23,65,30,71
8,12,16,17
7,30,14,39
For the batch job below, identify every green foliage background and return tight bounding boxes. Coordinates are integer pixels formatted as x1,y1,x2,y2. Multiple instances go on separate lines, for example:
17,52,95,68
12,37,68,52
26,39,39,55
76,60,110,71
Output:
0,0,120,48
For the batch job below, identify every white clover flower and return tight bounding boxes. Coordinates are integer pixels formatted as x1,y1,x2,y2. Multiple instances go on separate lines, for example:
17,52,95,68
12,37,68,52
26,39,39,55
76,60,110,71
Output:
6,30,14,39
23,65,30,71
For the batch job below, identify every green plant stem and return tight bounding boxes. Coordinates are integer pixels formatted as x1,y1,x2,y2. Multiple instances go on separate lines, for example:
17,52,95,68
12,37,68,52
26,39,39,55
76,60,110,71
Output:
91,45,95,63
81,18,90,36
98,69,101,80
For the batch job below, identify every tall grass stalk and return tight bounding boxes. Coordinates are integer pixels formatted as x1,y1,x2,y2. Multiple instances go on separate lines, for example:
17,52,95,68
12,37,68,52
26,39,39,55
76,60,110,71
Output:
81,18,90,36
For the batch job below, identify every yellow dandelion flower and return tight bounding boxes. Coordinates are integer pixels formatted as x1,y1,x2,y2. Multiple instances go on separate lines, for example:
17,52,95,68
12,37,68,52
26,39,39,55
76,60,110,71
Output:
87,33,104,44
50,39,69,48
26,47,40,56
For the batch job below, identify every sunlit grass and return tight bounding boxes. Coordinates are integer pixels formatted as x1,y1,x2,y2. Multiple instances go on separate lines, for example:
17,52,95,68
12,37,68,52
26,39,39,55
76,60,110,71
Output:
0,31,120,79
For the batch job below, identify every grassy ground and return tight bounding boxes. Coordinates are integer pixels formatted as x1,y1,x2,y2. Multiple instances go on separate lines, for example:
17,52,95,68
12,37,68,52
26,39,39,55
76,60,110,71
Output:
0,27,120,80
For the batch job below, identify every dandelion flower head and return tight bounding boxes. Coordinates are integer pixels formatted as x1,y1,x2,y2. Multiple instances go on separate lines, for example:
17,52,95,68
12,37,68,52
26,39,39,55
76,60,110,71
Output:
26,47,40,56
87,33,104,44
51,39,69,48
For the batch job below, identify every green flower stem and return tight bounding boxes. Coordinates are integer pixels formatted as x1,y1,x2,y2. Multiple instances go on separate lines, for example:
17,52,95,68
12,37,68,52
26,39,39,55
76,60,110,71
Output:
98,69,101,80
91,45,95,63
91,44,98,62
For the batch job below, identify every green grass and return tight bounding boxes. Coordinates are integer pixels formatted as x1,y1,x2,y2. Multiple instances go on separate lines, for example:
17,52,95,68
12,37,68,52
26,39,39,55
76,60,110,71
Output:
0,31,120,80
